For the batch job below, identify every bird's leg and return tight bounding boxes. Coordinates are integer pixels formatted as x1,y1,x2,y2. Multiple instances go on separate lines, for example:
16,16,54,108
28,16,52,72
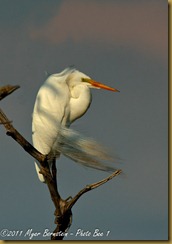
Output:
52,158,57,189
46,153,57,183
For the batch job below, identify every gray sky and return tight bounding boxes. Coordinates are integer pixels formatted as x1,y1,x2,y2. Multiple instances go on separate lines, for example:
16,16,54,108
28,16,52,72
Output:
0,0,168,241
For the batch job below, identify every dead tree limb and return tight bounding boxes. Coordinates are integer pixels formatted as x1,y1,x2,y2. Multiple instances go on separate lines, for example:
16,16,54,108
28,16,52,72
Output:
0,85,122,240
0,85,20,100
66,169,122,210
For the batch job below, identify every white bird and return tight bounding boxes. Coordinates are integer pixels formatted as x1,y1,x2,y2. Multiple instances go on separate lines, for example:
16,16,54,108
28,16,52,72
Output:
32,67,119,182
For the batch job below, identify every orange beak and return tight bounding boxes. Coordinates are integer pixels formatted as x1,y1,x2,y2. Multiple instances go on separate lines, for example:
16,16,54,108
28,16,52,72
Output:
88,79,120,92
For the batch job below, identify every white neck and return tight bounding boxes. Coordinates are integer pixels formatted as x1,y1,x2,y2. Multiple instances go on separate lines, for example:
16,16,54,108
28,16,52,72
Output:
69,84,92,124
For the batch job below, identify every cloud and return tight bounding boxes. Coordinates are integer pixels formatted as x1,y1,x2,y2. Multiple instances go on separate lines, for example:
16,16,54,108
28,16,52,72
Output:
30,0,167,58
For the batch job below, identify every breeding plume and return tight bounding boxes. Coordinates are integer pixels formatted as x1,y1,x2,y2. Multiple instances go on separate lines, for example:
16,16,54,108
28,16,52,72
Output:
32,67,119,182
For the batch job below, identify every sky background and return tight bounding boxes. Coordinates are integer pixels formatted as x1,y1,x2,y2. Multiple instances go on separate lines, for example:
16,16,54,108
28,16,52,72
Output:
0,0,168,241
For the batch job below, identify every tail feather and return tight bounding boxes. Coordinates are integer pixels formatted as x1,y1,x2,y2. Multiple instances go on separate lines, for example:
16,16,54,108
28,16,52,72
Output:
34,125,118,183
56,126,117,172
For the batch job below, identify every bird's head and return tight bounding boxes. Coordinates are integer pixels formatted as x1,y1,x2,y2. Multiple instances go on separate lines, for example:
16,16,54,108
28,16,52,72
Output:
68,70,119,92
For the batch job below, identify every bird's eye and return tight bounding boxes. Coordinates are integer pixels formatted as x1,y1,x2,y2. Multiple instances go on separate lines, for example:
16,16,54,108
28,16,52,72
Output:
82,78,90,83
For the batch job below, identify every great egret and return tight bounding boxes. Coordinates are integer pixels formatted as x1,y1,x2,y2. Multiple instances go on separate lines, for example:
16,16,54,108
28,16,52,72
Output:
32,67,119,182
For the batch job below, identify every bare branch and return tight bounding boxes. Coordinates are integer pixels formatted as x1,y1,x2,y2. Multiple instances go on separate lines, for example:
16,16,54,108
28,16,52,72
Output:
0,85,20,100
66,169,122,210
0,108,46,164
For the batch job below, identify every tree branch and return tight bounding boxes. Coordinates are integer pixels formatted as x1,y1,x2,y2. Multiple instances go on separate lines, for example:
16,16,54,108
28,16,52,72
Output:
0,85,122,241
0,108,46,164
66,169,122,210
0,85,20,100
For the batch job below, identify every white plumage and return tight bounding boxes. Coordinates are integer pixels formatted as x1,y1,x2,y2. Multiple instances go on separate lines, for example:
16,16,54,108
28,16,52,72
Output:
32,67,119,182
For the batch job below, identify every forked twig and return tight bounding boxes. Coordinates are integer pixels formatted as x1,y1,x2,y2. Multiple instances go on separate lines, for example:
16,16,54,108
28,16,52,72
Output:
67,169,122,210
